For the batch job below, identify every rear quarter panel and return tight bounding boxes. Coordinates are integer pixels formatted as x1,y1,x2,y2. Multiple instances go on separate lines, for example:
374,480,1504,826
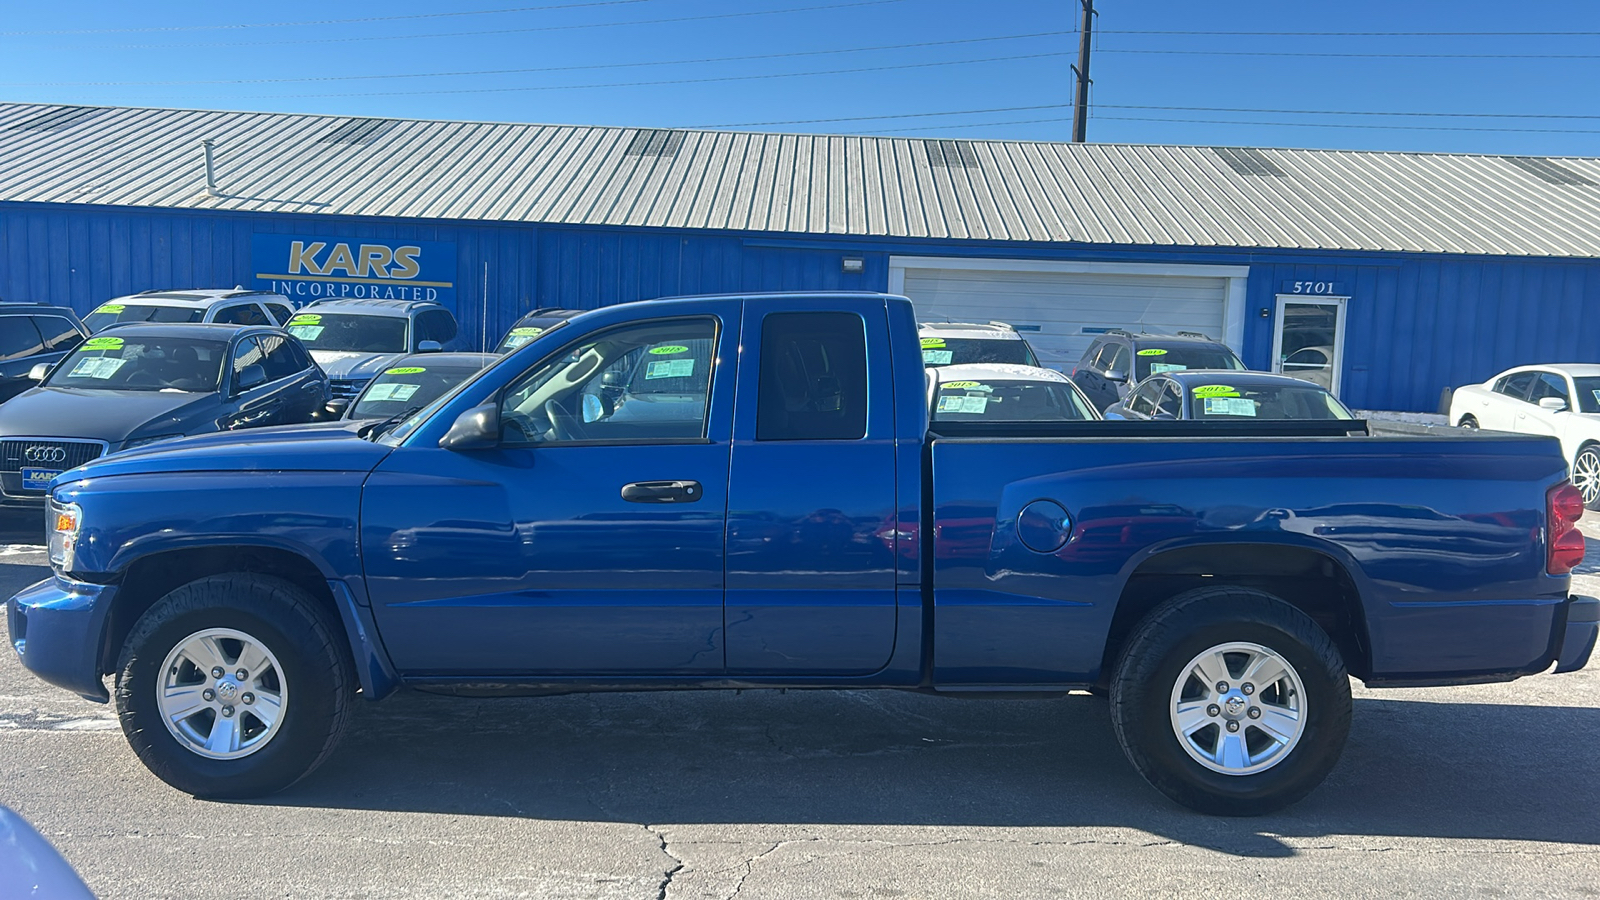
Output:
930,434,1569,685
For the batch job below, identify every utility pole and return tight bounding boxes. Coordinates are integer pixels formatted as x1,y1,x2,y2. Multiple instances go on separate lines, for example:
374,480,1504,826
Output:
1071,0,1095,143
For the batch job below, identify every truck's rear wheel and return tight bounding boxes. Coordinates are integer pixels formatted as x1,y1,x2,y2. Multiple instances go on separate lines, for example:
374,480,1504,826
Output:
114,574,353,798
1109,586,1351,816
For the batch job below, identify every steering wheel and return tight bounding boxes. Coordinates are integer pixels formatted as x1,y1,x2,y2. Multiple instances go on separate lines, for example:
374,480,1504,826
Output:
543,398,588,441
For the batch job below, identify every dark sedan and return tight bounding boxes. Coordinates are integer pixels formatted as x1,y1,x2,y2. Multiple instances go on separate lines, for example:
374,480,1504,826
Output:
334,352,496,422
0,323,327,506
1103,370,1356,422
495,308,583,353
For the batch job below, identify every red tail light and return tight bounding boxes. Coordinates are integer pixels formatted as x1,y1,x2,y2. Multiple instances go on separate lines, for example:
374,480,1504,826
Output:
1547,482,1586,575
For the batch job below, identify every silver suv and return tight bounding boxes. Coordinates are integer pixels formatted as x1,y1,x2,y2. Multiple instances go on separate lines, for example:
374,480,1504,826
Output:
84,288,295,333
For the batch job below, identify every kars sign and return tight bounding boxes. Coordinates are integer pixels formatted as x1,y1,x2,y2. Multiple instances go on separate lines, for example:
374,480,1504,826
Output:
251,234,457,303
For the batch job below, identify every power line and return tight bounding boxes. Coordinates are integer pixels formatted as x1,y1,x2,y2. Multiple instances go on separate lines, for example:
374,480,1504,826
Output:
1100,104,1600,121
693,103,1074,128
120,51,1068,100
1100,48,1600,59
0,31,1074,87
1092,115,1600,135
0,0,655,36
1095,29,1600,36
109,0,908,49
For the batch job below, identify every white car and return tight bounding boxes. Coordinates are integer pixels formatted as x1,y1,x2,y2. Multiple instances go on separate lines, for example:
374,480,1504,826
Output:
918,321,1041,368
84,288,295,333
927,363,1100,423
1450,364,1600,507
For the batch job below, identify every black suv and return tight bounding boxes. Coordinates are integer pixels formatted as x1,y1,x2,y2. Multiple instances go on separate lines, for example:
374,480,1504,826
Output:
0,303,90,404
1069,329,1246,412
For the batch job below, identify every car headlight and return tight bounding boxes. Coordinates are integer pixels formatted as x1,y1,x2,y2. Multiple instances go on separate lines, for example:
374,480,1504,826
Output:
47,500,81,571
121,433,183,451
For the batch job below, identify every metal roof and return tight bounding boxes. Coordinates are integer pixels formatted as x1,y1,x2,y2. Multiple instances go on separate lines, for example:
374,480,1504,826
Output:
3,101,1600,258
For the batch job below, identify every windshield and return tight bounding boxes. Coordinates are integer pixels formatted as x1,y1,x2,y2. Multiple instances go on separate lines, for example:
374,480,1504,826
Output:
496,318,568,352
1134,346,1245,380
932,379,1097,422
286,313,409,353
921,337,1038,367
47,334,226,392
350,363,487,420
1573,377,1600,413
1187,382,1354,421
83,304,203,333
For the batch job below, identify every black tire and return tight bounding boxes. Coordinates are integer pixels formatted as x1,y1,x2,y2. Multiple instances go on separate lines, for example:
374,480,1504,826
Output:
114,574,354,798
1574,446,1600,512
1108,586,1351,816
1458,415,1479,429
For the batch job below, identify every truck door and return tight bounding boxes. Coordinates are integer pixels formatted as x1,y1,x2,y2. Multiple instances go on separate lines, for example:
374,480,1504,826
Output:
724,302,899,674
359,309,738,675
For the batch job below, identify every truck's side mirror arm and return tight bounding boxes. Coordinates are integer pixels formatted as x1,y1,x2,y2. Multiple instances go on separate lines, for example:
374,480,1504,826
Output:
439,401,501,450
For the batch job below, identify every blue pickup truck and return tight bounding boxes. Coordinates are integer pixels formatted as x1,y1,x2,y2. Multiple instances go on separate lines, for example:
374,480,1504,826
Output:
8,292,1597,816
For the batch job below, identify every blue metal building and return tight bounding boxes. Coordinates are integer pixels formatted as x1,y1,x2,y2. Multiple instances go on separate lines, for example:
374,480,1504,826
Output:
3,102,1600,412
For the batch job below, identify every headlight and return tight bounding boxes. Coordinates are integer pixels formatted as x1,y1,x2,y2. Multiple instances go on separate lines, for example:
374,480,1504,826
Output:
121,433,183,451
47,500,81,571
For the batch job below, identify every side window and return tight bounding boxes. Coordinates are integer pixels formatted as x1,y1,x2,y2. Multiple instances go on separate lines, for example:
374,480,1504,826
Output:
255,334,304,382
1155,382,1184,418
1530,373,1571,406
31,316,82,353
417,310,459,346
500,317,717,446
1078,340,1105,368
0,317,45,361
215,305,269,326
1107,343,1131,376
232,336,266,383
1497,371,1538,401
265,303,295,325
1128,380,1161,416
279,335,313,371
756,312,868,442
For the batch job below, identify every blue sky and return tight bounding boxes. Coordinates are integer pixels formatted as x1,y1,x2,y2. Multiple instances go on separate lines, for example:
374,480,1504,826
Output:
1,0,1597,155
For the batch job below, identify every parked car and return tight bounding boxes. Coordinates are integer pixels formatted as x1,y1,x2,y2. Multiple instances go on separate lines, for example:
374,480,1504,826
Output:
1105,371,1357,422
1071,330,1247,413
1451,364,1600,509
0,323,326,506
285,299,465,403
495,308,584,353
0,302,89,403
11,293,1597,818
1280,344,1337,391
0,806,95,899
333,352,496,422
918,321,1040,368
928,364,1100,423
83,288,295,333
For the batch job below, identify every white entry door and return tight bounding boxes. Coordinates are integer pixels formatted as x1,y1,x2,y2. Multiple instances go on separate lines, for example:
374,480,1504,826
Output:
1272,296,1348,397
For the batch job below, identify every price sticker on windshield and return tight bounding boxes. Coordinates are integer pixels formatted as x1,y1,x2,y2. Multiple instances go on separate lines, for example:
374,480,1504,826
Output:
1192,385,1239,398
1137,348,1168,356
510,327,544,337
94,304,125,314
364,383,420,403
288,314,322,325
920,338,947,349
645,359,695,379
649,345,689,355
83,336,124,351
287,325,325,340
384,366,426,375
69,357,127,379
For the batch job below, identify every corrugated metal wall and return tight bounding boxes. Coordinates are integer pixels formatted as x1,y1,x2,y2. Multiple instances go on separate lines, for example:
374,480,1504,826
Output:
4,199,1600,413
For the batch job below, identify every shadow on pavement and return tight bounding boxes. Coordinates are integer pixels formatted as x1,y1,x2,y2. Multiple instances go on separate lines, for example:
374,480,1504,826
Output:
255,687,1600,858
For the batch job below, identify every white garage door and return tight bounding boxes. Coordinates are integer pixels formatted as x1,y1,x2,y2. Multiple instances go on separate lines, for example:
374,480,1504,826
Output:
901,267,1231,370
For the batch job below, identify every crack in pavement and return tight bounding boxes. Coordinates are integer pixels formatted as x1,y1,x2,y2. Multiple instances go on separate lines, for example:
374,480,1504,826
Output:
646,824,684,900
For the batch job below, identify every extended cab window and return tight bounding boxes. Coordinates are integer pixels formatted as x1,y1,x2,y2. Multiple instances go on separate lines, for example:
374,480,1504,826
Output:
500,317,716,445
756,312,867,441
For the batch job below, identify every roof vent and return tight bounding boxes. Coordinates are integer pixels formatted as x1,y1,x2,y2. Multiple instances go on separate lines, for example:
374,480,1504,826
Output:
1211,146,1288,177
9,106,107,133
926,140,981,168
1505,157,1595,187
625,129,685,158
318,118,398,146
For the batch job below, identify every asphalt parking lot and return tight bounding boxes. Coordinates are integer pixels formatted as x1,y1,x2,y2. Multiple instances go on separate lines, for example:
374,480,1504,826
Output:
2,509,1598,899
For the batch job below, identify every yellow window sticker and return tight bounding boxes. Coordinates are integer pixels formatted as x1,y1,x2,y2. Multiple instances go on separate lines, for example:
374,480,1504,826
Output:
649,345,689,355
942,381,979,389
510,326,544,336
384,366,426,375
288,314,322,325
83,336,124,350
94,304,125,314
1137,348,1168,356
920,337,947,348
1192,385,1239,398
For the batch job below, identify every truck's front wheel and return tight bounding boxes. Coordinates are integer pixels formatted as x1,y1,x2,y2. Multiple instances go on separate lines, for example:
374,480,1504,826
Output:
1109,586,1351,816
114,574,353,798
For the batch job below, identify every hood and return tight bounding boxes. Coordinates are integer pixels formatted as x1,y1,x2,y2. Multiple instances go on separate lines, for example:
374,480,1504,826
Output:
313,351,407,381
0,387,220,445
64,421,393,482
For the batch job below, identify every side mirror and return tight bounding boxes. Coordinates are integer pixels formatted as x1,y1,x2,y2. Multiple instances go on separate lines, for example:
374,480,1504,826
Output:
439,401,500,450
323,398,351,419
1539,396,1569,412
1104,369,1128,383
28,362,51,382
236,364,267,393
417,340,443,353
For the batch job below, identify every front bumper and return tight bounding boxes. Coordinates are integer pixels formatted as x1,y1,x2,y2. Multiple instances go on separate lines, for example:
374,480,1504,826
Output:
6,575,116,702
1555,594,1599,673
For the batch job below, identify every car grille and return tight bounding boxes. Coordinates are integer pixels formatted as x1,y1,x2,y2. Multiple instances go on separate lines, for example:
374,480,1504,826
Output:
329,378,371,401
0,438,106,496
